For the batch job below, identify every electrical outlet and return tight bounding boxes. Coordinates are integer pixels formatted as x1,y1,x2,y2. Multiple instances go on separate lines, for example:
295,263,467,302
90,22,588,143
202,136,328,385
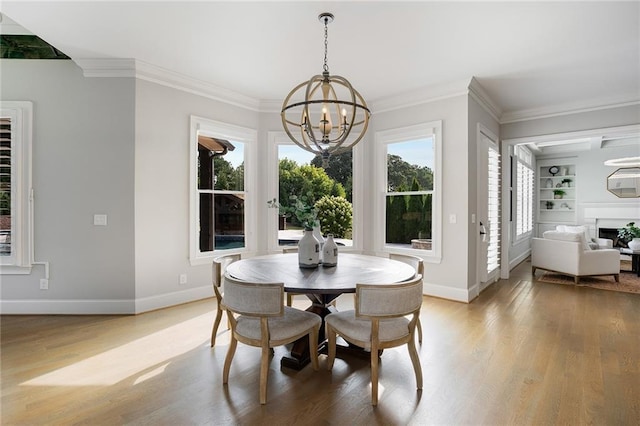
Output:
40,279,49,290
179,274,187,285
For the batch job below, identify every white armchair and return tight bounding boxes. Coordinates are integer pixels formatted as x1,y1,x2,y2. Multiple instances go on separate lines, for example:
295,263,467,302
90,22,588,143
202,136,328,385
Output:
532,231,620,283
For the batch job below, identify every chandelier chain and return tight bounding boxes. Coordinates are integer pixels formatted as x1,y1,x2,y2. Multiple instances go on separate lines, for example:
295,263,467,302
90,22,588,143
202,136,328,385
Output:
323,17,329,73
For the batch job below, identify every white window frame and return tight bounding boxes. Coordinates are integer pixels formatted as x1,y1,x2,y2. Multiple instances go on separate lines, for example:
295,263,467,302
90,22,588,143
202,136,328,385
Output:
266,131,363,253
0,101,33,274
374,121,442,263
514,145,534,241
189,116,256,266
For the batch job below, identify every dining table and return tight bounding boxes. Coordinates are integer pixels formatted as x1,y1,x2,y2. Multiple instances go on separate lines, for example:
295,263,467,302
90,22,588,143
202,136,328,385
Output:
225,252,417,369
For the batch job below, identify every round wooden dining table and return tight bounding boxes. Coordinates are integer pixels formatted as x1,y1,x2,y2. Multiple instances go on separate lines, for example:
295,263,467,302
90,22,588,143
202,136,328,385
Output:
225,253,417,369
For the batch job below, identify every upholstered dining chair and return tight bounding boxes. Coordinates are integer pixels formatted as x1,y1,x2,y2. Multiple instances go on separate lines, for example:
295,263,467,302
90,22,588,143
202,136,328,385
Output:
325,275,424,406
388,254,424,344
221,275,321,404
210,254,241,347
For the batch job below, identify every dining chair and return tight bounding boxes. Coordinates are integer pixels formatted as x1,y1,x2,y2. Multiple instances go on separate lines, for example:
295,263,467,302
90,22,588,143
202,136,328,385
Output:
221,274,321,404
388,253,424,344
325,275,424,406
210,254,241,347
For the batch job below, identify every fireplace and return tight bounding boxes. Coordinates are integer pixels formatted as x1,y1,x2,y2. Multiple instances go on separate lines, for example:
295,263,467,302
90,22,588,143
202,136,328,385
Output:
599,227,628,248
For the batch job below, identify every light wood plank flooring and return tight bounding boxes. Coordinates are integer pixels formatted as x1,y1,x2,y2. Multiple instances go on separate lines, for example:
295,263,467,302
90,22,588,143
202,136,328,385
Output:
2,260,639,425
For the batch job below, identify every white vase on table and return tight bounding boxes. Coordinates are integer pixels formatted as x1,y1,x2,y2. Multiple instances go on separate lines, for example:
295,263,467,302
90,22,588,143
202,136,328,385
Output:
628,238,640,251
322,234,338,267
298,229,320,268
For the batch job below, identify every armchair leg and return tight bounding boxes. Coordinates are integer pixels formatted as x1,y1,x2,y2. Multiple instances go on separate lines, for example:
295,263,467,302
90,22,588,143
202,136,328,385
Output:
326,324,336,370
260,344,270,405
309,326,319,371
416,318,423,345
223,336,237,384
408,335,423,391
211,306,223,347
614,274,620,282
371,343,379,406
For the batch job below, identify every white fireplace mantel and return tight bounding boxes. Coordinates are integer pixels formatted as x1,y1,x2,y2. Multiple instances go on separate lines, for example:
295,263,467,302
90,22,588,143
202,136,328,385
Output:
581,202,640,234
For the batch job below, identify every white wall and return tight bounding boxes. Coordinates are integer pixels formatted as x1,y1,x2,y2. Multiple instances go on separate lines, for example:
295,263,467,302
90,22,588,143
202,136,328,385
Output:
369,95,474,301
133,80,259,312
0,60,137,313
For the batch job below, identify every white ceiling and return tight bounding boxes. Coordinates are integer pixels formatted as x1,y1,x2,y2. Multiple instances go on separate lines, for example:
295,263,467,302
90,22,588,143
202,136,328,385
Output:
1,1,639,122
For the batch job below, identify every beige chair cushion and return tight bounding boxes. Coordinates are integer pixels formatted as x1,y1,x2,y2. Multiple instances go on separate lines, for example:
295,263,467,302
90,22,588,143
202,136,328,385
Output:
236,307,321,342
325,310,410,349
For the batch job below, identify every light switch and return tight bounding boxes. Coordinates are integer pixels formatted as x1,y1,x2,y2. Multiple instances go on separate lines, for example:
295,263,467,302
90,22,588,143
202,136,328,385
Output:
449,214,457,224
94,214,107,226
471,214,476,224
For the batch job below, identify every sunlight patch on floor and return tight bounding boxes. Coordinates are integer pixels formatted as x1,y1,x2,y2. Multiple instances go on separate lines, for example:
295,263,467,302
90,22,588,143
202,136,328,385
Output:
20,313,211,386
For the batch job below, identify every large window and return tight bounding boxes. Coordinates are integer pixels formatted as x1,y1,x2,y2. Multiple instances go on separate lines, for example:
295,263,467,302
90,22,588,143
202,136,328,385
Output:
276,143,354,247
267,132,359,251
376,122,442,261
190,117,255,264
0,102,33,273
515,145,534,238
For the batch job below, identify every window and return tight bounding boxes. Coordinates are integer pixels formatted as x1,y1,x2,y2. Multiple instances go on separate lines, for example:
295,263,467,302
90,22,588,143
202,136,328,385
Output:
376,121,442,262
189,116,255,265
1,101,33,273
267,132,356,250
515,145,534,238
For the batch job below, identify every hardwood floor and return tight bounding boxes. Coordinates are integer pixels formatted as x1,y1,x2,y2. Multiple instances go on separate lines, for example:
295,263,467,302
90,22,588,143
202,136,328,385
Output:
2,260,639,425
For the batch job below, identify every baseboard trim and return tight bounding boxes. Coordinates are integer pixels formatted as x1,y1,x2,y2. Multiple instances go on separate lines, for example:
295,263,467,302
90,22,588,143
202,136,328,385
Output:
135,286,213,314
424,282,472,303
0,299,135,315
0,286,214,315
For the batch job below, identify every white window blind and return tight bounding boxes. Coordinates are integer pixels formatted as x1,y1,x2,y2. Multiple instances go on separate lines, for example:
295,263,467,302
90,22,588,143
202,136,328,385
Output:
487,144,500,273
515,146,534,238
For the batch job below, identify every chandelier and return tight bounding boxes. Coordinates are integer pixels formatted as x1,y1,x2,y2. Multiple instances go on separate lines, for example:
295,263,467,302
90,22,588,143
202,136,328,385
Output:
281,12,371,167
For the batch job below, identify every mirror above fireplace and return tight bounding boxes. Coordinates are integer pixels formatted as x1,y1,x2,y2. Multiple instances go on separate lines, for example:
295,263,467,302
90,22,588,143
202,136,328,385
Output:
607,167,640,198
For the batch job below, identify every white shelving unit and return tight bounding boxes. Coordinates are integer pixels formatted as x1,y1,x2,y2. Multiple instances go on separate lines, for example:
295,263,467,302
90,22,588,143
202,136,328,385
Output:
537,159,577,225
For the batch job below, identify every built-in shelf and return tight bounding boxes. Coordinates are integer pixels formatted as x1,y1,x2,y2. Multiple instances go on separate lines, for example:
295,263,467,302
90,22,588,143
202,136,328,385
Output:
537,158,577,226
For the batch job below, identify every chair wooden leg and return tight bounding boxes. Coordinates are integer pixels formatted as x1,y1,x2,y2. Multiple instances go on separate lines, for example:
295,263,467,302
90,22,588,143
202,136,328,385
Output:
309,326,319,371
370,342,379,406
614,274,620,282
326,324,336,370
211,306,223,347
416,318,423,345
223,335,237,384
286,293,293,307
260,343,270,404
407,334,423,391
371,320,380,406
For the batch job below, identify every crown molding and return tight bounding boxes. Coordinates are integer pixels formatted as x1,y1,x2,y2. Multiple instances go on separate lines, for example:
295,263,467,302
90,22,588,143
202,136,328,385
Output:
500,95,640,124
71,58,639,123
73,58,261,112
468,77,503,122
369,78,472,114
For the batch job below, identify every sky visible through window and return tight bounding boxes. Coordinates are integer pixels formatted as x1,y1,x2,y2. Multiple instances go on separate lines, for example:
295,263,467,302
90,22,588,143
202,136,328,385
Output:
279,145,315,165
388,138,433,168
222,142,244,168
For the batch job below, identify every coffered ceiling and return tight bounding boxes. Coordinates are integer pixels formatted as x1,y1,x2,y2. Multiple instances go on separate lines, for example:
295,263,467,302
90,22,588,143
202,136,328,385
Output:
1,1,639,123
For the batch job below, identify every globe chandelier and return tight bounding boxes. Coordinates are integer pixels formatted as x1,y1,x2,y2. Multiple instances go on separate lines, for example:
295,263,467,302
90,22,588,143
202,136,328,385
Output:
281,12,371,167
